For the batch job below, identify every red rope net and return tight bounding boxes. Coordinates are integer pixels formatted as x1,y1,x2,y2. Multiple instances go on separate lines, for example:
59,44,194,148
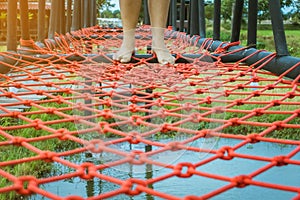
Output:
0,26,299,200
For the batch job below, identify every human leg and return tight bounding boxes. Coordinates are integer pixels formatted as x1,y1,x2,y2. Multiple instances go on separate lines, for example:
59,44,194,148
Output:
148,0,175,64
113,0,142,62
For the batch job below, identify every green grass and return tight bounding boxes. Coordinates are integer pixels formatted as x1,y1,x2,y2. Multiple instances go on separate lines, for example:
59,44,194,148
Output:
217,72,300,140
0,100,80,200
240,29,300,57
138,73,300,140
206,23,300,58
0,82,299,199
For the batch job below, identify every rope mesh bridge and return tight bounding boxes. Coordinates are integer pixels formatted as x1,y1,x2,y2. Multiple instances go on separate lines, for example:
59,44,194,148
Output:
0,26,300,199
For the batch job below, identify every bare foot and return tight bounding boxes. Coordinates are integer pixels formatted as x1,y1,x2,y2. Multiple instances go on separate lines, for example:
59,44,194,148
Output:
152,46,175,65
113,29,135,63
151,27,175,65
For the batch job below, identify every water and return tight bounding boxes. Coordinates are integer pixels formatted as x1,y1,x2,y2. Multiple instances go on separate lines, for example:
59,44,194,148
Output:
29,138,300,200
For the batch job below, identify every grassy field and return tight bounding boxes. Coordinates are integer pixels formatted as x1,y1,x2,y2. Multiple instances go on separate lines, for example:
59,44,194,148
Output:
240,29,300,57
0,99,80,200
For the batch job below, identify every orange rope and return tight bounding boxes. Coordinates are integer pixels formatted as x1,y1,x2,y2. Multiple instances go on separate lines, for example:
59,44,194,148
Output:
0,25,299,200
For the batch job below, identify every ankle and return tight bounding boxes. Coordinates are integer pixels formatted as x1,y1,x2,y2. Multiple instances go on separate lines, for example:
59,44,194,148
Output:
151,27,167,50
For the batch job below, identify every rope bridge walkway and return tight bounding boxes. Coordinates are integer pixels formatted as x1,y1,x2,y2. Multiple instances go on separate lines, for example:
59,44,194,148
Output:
0,26,300,199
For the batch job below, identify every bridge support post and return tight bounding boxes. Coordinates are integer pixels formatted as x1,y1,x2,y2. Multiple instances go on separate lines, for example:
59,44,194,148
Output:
231,0,244,42
247,0,258,47
269,0,289,56
7,0,18,51
213,0,221,41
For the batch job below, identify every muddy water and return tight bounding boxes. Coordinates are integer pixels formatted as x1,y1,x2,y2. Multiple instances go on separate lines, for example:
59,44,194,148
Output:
30,138,300,200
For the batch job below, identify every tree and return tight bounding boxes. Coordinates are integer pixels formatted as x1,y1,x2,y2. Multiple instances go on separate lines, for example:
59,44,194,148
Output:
257,0,294,23
290,0,300,24
216,0,298,24
113,10,121,19
101,9,114,18
220,0,235,23
205,4,214,20
96,0,115,13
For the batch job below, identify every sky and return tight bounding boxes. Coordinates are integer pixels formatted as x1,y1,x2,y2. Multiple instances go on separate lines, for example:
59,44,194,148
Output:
109,0,120,11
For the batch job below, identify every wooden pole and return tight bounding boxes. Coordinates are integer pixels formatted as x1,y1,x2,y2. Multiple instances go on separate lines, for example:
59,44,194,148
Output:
88,0,93,27
7,0,18,51
92,0,98,26
80,0,84,28
83,0,89,27
59,0,66,34
66,0,72,32
48,0,58,38
54,0,61,35
72,0,81,31
38,0,46,42
19,0,30,40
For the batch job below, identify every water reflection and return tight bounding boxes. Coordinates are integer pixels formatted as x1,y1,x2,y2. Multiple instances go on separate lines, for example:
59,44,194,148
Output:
30,138,300,200
145,145,154,200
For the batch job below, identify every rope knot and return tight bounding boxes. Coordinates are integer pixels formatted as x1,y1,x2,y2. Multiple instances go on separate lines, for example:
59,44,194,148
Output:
215,41,240,53
77,163,97,180
232,175,251,188
122,178,147,196
15,176,38,195
247,134,260,144
218,146,234,160
273,155,288,166
174,162,195,178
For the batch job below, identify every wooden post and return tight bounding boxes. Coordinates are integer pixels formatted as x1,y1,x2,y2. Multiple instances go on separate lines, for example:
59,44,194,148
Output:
48,0,58,38
80,0,84,28
54,0,61,35
92,0,98,26
72,0,81,31
19,0,30,41
66,0,72,32
59,0,66,34
38,0,46,42
7,0,18,51
83,0,89,27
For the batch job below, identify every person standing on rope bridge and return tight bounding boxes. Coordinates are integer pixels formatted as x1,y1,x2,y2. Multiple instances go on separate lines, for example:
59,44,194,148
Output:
113,0,175,65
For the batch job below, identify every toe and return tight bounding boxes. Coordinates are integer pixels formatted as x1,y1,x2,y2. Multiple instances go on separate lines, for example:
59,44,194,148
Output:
168,56,176,64
112,53,120,61
157,54,175,65
120,55,132,63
